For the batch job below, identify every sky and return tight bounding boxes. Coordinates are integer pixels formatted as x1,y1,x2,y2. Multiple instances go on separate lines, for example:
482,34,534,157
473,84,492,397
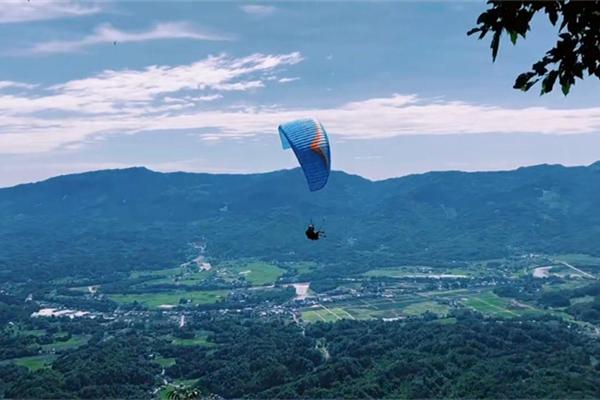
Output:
1,1,600,187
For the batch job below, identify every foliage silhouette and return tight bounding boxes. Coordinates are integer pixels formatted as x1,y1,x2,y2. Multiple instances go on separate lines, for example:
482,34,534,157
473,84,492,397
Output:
469,0,600,95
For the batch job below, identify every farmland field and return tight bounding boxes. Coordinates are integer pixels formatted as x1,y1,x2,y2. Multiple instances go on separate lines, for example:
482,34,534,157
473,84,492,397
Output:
217,261,285,285
109,290,227,308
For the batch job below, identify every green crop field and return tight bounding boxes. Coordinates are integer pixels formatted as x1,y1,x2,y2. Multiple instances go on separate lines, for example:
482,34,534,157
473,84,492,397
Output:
403,301,450,316
301,308,337,323
461,291,522,318
109,290,227,308
139,269,213,287
219,261,285,285
364,267,468,279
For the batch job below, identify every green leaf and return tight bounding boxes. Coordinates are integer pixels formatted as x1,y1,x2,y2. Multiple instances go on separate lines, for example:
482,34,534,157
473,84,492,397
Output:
509,30,518,45
514,72,534,89
467,28,480,36
561,82,571,96
540,70,558,95
547,7,558,25
491,30,501,62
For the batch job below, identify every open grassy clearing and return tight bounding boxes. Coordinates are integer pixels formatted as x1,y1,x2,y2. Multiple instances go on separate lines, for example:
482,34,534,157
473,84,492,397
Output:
171,336,214,347
138,270,214,287
135,260,285,288
436,317,458,325
571,295,596,304
542,279,591,292
293,262,319,275
154,357,176,368
2,355,57,371
109,290,227,308
217,261,285,285
41,335,90,352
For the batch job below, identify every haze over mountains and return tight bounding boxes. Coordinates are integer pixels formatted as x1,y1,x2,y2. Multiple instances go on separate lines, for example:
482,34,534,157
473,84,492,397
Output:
2,162,600,281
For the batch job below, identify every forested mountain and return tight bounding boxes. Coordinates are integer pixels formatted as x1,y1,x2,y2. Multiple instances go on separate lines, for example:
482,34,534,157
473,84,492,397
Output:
2,163,600,281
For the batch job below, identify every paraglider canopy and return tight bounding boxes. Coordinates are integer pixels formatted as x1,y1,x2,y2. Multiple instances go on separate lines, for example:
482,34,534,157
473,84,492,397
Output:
278,118,331,191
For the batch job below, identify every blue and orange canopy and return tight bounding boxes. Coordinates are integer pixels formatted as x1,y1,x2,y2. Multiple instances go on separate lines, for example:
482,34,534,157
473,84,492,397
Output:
278,118,331,191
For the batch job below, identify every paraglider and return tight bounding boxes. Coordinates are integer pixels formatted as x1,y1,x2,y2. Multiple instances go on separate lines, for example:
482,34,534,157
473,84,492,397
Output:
278,118,331,192
278,118,331,240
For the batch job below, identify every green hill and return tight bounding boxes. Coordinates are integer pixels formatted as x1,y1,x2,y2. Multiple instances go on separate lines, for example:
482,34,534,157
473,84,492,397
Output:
2,163,600,281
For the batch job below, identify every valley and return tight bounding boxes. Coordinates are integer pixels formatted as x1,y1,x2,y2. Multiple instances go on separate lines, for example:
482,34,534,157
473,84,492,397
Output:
2,166,600,398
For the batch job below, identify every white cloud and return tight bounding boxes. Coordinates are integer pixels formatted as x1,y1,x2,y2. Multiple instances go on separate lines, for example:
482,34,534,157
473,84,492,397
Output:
0,52,303,153
25,22,231,55
0,80,37,90
240,5,276,16
278,77,300,83
0,0,101,24
2,52,600,156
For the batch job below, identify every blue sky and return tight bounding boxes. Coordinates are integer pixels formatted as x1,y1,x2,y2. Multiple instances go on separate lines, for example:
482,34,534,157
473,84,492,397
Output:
1,1,600,187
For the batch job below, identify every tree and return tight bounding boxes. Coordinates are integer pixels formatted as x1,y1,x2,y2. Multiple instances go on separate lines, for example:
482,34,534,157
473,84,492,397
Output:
468,1,600,95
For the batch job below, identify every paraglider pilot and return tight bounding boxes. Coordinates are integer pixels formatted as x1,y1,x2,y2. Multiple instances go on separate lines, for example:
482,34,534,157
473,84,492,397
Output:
305,224,325,241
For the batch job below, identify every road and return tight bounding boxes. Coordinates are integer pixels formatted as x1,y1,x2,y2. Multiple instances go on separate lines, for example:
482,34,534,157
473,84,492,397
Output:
556,261,597,279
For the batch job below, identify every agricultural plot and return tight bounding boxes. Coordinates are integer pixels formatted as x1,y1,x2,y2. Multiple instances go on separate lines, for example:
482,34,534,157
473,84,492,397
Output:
139,270,213,287
364,267,469,279
302,295,453,323
109,290,227,309
403,301,450,316
301,306,354,322
216,261,285,286
460,291,544,318
419,288,470,297
127,260,284,288
293,262,319,275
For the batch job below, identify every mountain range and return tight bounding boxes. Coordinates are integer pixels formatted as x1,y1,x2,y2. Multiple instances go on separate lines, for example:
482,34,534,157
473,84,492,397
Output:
2,163,600,281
